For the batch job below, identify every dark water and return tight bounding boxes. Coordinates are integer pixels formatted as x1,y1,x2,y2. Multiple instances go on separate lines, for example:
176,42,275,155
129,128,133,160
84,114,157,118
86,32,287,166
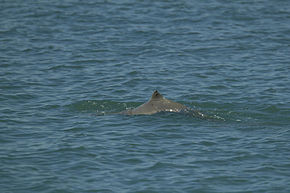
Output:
1,0,290,192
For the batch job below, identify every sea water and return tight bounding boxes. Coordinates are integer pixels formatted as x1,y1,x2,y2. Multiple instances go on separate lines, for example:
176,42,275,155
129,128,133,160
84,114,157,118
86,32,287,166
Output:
1,0,290,192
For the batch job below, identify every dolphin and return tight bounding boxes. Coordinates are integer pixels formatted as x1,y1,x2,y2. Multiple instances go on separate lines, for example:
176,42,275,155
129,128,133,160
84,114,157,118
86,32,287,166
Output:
121,90,189,115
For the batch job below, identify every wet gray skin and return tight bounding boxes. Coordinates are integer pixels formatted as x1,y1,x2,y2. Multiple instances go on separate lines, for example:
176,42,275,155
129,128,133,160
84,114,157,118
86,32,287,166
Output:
122,90,188,115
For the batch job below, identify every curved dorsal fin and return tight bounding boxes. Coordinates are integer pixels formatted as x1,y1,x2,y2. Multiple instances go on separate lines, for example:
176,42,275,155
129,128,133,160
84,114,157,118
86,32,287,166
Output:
151,90,163,100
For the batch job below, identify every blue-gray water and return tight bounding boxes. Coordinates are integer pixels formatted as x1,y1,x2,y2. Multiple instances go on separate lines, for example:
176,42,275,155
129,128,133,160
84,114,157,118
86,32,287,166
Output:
1,0,290,192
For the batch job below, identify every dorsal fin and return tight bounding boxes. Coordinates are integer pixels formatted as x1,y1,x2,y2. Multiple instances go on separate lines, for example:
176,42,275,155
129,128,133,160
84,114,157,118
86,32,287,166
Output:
151,90,163,100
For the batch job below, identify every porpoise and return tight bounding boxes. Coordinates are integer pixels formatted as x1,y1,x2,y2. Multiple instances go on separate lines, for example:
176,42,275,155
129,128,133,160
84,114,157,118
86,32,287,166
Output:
121,90,189,115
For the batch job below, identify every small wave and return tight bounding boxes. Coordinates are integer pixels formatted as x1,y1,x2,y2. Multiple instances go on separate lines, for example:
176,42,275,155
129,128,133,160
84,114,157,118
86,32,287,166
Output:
67,100,139,115
66,99,288,125
67,99,229,121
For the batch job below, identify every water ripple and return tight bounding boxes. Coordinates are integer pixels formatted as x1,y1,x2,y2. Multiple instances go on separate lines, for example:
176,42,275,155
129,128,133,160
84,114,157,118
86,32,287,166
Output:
1,0,290,192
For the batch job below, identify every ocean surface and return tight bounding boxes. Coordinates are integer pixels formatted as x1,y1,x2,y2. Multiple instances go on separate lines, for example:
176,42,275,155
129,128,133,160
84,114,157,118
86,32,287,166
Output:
1,0,290,192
